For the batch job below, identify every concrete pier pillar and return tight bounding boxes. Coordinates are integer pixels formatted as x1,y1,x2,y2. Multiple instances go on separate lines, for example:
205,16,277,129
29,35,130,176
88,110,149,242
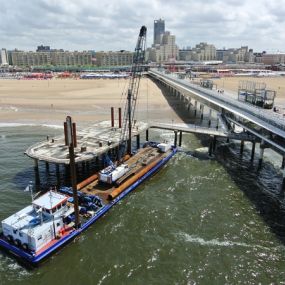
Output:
178,131,182,147
118,107,122,128
111,107,114,127
251,142,256,161
45,161,49,173
95,156,100,170
194,101,197,117
174,131,178,147
56,164,60,187
187,102,191,111
282,156,285,169
34,159,40,186
146,129,149,141
86,161,90,174
208,139,213,156
213,136,217,151
82,161,86,173
136,134,140,150
282,168,285,192
216,118,219,130
259,142,265,166
240,140,244,155
200,105,204,120
208,109,212,127
64,164,70,184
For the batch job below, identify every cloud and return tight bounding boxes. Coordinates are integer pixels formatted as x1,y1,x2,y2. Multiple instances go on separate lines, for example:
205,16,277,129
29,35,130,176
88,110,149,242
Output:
0,0,284,52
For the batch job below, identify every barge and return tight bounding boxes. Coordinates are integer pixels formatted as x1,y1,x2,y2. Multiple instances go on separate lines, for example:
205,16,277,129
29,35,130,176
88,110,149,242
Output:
0,142,177,264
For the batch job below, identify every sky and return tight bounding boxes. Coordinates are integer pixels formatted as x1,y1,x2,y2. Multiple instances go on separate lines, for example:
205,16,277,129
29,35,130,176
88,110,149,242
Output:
0,0,284,53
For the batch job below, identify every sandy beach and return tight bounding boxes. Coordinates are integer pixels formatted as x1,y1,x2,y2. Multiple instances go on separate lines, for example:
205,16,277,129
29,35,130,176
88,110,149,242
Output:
1,76,284,127
0,77,184,127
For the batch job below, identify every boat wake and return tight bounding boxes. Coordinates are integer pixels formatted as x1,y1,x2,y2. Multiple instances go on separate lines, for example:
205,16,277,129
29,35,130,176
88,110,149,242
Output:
178,232,281,251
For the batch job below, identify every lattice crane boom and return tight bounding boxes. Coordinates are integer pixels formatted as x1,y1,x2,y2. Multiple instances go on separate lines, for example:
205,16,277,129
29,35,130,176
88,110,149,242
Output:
120,26,147,155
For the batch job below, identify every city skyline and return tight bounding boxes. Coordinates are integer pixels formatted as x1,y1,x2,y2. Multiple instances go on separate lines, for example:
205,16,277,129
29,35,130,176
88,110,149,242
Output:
0,0,284,53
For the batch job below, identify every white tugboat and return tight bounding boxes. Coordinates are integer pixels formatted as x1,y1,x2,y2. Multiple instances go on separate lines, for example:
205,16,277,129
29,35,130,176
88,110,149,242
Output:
1,191,74,254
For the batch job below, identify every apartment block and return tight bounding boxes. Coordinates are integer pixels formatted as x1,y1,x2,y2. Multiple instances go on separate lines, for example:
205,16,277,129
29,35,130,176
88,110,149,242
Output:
95,51,133,66
10,50,93,67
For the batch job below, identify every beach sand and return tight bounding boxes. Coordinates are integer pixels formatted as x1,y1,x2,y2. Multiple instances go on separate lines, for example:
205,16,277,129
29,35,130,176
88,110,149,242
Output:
1,76,284,127
0,78,183,127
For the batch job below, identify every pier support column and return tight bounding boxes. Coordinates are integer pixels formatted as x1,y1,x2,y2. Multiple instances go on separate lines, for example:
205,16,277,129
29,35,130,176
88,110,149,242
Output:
118,107,122,128
240,140,244,155
251,142,256,162
194,101,197,117
95,156,100,170
64,164,70,184
200,105,204,120
136,134,140,150
259,141,265,166
174,131,178,147
281,156,285,169
34,159,40,187
208,109,212,127
178,131,183,147
82,161,86,173
213,136,217,151
146,129,149,141
86,161,90,175
45,161,49,173
282,168,285,192
216,118,219,130
56,164,60,187
208,137,213,156
111,107,114,127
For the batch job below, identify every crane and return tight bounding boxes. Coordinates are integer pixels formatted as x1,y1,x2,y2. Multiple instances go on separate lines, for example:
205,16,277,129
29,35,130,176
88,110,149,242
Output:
119,26,147,156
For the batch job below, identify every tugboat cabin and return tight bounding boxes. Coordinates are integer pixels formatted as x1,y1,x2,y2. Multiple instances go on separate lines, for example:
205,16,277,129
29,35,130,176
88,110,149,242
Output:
1,191,73,253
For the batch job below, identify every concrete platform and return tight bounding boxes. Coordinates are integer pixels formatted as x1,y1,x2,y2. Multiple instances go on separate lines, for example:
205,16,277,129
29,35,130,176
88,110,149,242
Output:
25,121,148,164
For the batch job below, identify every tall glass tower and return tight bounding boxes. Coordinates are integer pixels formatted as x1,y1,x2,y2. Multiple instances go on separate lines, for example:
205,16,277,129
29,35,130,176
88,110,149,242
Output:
153,19,165,45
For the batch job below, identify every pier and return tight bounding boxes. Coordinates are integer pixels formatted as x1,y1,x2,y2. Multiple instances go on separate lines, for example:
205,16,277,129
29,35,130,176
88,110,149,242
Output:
148,69,285,187
24,70,285,190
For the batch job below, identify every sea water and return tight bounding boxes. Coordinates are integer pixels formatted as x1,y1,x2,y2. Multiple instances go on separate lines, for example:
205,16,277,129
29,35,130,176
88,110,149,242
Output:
0,125,285,285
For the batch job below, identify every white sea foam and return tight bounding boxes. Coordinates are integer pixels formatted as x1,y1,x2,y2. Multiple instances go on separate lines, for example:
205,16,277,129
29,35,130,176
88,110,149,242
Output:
0,122,62,129
178,232,274,251
0,106,18,112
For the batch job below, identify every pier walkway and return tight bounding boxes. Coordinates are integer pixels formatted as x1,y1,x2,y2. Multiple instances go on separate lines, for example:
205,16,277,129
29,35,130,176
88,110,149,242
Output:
148,69,285,155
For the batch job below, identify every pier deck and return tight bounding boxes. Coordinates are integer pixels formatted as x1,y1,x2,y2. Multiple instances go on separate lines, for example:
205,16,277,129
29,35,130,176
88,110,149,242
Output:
25,121,148,164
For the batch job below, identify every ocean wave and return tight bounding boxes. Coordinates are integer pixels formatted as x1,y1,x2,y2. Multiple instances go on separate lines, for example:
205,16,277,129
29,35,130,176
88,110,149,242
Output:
0,123,62,129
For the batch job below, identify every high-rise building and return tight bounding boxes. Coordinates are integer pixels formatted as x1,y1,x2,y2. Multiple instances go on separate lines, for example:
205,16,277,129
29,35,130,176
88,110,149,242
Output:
148,30,179,63
153,19,165,45
0,48,8,66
